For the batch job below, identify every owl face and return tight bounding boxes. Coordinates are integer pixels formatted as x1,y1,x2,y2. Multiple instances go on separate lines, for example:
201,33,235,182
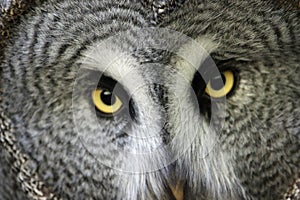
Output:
1,0,300,200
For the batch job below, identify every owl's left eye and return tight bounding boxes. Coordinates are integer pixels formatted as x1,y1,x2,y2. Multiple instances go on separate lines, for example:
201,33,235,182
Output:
92,89,123,115
205,70,235,98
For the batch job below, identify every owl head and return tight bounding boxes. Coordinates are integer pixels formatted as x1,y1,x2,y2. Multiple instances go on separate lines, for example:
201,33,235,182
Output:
0,0,299,200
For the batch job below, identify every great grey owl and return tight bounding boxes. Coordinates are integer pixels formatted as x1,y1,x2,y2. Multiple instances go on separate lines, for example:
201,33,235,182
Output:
0,0,299,200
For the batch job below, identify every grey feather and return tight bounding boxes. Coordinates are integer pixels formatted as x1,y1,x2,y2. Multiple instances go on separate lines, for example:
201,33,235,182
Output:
0,0,299,200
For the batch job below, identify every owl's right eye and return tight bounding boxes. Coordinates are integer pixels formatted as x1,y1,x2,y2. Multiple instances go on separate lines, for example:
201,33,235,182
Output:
205,70,235,98
92,89,123,115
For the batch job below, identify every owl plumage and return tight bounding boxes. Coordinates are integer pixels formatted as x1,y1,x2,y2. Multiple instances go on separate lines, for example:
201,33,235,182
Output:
0,0,299,200
0,1,171,199
159,1,300,199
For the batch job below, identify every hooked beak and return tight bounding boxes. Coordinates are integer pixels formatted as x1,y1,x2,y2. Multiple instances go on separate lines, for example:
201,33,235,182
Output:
170,181,184,200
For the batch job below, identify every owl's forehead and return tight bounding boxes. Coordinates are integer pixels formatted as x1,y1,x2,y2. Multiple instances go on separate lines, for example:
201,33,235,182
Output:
79,30,218,93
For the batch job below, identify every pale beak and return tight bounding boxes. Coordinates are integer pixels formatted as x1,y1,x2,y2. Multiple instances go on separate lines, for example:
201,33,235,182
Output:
170,181,184,200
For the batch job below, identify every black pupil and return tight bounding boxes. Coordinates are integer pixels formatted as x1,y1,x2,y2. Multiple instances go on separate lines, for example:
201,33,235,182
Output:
100,90,116,106
210,73,226,90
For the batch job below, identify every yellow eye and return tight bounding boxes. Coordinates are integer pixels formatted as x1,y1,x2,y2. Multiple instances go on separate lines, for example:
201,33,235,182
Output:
205,70,235,98
92,89,123,114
